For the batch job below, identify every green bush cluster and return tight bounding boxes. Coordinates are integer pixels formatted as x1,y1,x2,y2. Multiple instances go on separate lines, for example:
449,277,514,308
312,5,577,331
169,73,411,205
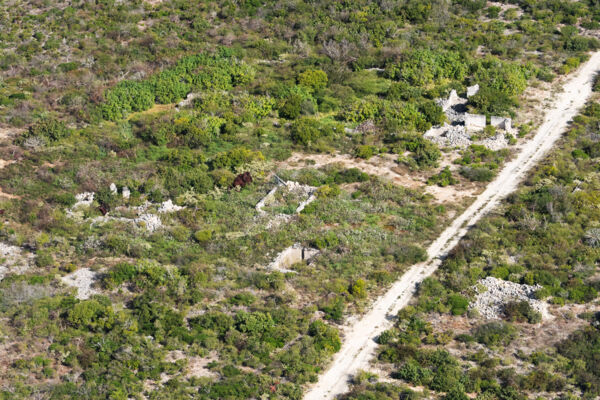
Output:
101,52,254,120
427,167,458,187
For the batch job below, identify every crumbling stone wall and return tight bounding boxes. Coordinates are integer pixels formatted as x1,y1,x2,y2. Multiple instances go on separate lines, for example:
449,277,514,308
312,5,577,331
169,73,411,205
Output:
466,84,480,97
439,89,459,111
465,113,486,131
490,116,512,131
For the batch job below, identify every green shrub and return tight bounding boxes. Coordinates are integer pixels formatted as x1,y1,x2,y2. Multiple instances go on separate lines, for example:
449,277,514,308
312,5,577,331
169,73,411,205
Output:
290,118,333,147
278,94,303,119
298,69,328,91
350,279,367,299
211,147,264,170
309,320,341,353
35,251,53,267
103,263,137,288
427,167,458,187
312,231,339,249
473,321,517,346
52,192,76,207
194,230,212,243
503,301,541,324
391,134,440,168
95,187,117,209
460,166,495,182
25,118,70,142
67,299,115,332
448,294,469,316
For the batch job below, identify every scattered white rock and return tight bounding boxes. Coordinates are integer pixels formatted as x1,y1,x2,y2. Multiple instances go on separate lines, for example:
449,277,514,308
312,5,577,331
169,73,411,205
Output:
471,276,550,320
66,189,183,232
175,92,199,110
0,242,33,281
61,268,100,300
264,214,292,229
74,192,94,207
296,193,317,213
109,183,118,194
256,180,317,229
158,199,184,213
135,213,162,233
477,133,509,151
268,243,320,273
256,185,281,215
425,124,471,147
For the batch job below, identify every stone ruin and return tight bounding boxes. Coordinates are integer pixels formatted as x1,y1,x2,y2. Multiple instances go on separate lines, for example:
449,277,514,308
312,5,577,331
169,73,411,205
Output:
464,113,486,131
255,177,317,229
491,116,512,131
425,87,514,148
466,84,480,98
438,89,460,112
470,276,550,320
268,243,320,273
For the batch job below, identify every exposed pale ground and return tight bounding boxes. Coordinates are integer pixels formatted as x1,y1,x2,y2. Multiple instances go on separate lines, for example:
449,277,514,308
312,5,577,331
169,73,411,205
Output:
60,268,101,300
303,51,600,400
281,152,481,203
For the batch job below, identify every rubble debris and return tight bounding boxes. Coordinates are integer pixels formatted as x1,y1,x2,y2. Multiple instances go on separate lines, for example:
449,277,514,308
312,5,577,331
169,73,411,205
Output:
157,199,184,213
425,90,514,149
135,213,163,232
268,244,320,273
466,84,480,97
471,276,550,320
175,92,199,110
465,113,486,131
438,89,460,112
0,242,33,281
61,268,100,300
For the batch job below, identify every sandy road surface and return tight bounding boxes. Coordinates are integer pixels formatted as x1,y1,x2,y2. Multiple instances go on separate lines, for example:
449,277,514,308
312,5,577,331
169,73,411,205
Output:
304,51,600,400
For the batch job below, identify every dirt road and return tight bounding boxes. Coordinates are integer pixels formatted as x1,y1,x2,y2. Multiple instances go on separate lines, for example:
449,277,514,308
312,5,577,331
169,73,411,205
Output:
304,51,600,400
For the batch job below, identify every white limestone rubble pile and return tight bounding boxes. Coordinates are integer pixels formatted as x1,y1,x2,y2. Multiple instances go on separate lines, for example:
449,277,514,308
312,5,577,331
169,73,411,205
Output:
61,268,100,300
67,188,184,232
471,276,549,320
0,242,33,281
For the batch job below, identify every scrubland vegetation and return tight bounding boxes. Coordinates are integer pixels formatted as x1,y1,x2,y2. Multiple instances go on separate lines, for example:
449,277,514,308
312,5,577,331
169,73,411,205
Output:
0,0,599,398
346,98,600,399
